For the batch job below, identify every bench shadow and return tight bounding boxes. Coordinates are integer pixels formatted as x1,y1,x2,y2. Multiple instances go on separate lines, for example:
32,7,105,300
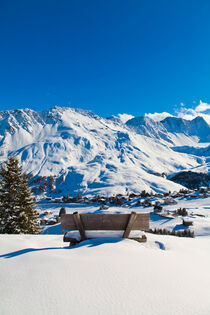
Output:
0,238,124,259
0,247,65,259
73,237,123,248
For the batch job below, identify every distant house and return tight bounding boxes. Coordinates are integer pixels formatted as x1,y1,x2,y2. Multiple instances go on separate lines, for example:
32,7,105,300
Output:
55,198,63,203
164,197,177,205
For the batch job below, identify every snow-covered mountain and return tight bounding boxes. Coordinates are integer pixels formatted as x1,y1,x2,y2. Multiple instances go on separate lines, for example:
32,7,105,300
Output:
0,106,209,196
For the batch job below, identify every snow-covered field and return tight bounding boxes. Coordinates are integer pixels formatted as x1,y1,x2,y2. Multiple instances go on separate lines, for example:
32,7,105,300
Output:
1,234,210,315
1,196,210,315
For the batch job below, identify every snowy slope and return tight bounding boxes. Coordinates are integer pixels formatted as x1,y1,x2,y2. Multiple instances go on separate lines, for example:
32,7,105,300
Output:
0,106,209,196
1,234,210,315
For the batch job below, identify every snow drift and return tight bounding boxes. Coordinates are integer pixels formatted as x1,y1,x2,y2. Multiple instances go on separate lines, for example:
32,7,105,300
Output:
1,234,210,315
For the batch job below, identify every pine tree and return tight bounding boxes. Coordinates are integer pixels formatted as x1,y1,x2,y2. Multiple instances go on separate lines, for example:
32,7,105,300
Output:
18,174,40,233
0,156,39,234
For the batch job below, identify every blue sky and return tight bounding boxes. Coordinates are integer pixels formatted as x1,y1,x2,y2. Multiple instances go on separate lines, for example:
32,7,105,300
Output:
0,0,210,117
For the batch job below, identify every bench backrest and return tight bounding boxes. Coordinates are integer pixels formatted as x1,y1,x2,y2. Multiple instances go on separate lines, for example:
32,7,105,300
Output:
61,213,150,231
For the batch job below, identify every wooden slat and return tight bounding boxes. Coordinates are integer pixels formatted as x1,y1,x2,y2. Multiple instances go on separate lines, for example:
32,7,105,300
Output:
61,214,76,230
73,212,87,240
123,211,137,238
132,213,150,231
61,213,150,231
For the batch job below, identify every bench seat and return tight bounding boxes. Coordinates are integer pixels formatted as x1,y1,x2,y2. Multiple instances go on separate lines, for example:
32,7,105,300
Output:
64,230,146,242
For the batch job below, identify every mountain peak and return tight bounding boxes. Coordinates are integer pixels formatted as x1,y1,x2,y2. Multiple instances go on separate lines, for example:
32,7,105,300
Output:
0,106,209,196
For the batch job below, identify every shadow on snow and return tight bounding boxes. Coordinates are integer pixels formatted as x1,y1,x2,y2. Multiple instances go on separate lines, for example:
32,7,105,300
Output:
0,238,124,259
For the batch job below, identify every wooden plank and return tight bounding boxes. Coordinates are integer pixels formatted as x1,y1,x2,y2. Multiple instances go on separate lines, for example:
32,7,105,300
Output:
123,211,137,238
61,213,150,231
61,214,77,230
73,212,87,240
132,213,150,231
61,214,129,230
82,214,128,230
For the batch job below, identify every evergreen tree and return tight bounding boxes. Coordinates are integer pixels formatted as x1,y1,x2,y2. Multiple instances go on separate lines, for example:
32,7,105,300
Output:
0,156,39,234
18,173,40,233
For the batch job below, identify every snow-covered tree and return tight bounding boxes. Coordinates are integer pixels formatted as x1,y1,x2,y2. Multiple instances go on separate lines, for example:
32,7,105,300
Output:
18,173,40,233
0,156,39,234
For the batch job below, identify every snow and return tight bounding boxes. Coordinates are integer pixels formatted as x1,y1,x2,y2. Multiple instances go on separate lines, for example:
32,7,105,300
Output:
65,230,145,241
117,113,134,123
150,196,210,237
1,170,210,315
0,106,209,196
0,105,210,314
38,195,210,238
1,234,210,315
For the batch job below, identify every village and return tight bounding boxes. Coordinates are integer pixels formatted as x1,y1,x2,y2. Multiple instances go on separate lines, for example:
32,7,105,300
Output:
37,186,210,238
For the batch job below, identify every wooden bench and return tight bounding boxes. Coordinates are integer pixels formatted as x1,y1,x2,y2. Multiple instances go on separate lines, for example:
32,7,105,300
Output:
61,211,150,246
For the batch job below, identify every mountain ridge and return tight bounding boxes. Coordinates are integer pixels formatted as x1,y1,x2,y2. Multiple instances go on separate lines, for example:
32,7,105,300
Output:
0,106,209,196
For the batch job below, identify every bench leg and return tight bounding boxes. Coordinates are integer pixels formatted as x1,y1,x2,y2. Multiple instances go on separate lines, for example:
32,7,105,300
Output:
69,240,79,247
69,242,74,247
131,235,147,243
